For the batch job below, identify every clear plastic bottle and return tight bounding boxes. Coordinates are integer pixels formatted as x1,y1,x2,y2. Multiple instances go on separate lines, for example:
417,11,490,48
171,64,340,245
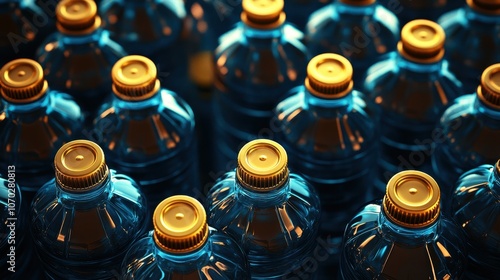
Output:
206,139,321,279
0,174,42,279
0,58,83,201
213,0,309,172
438,0,500,94
451,160,500,279
378,0,464,25
30,140,148,279
339,170,467,279
305,0,399,88
122,195,250,279
432,63,500,210
364,20,463,196
92,55,199,215
99,0,191,100
36,0,126,121
0,0,55,66
273,53,379,277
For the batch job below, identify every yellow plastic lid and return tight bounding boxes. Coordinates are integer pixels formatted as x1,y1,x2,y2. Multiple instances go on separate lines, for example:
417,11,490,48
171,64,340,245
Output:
468,0,500,15
56,0,101,35
153,195,209,253
236,139,289,192
241,0,286,29
55,140,109,192
305,53,354,99
383,170,441,228
0,59,48,103
111,55,160,101
398,20,445,63
478,63,500,109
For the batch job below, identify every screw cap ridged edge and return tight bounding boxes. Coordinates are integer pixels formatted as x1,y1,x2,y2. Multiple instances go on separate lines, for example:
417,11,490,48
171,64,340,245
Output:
0,59,48,103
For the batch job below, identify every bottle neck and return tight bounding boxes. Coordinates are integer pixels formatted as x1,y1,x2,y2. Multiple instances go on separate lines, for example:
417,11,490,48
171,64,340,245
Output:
474,94,500,120
154,236,211,269
379,208,440,244
2,90,50,115
395,53,443,74
335,1,376,16
488,164,500,198
56,173,112,208
112,89,162,111
235,177,291,207
59,28,104,45
242,23,284,41
465,3,500,24
304,88,354,118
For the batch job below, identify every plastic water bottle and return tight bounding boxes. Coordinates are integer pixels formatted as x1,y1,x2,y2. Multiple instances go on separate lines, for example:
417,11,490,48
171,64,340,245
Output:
305,0,399,88
0,58,83,201
213,0,309,172
438,0,500,94
30,139,148,279
273,53,379,278
99,0,191,100
36,0,126,121
0,175,42,279
432,63,500,209
339,170,467,279
451,160,500,279
92,55,199,215
364,19,463,196
206,139,321,279
122,195,250,279
378,0,464,25
0,0,55,66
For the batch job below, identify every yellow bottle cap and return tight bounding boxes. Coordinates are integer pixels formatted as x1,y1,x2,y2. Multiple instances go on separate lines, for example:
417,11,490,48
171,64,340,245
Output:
236,139,289,192
56,0,101,35
153,195,209,253
305,53,354,99
383,170,440,228
468,0,500,15
398,20,445,63
478,63,500,109
111,55,160,101
54,140,109,192
241,0,286,29
0,59,48,103
339,0,376,5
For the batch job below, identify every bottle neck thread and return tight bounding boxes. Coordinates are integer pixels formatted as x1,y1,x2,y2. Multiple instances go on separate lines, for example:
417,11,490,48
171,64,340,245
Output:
56,173,112,207
154,233,211,267
242,23,283,40
2,90,50,114
304,87,354,116
236,176,291,207
396,53,443,73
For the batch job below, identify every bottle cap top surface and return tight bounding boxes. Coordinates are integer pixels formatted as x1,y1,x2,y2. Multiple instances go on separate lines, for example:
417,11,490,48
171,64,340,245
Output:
305,53,353,99
55,140,109,192
153,195,209,253
399,20,445,63
0,59,47,103
237,139,289,192
111,55,160,101
478,63,500,109
56,0,100,34
339,0,376,5
241,0,286,29
383,170,440,228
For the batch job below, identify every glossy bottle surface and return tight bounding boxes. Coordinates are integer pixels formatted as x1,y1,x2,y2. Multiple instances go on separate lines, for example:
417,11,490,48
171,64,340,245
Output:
0,59,83,196
379,0,463,25
213,0,309,172
122,195,250,279
432,63,500,209
364,20,463,195
92,55,199,214
452,161,500,279
339,171,467,280
305,0,399,87
36,0,126,119
206,139,321,279
30,140,148,280
438,0,500,94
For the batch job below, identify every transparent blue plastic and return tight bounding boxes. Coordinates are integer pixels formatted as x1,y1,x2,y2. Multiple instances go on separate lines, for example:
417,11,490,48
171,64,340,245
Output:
213,21,309,172
206,171,321,279
99,0,191,99
378,0,464,25
305,1,399,87
432,94,500,210
30,169,148,280
438,4,500,94
452,163,500,279
92,87,199,215
0,0,55,66
364,52,463,195
121,227,250,279
339,200,467,279
0,175,42,279
36,26,126,119
0,90,83,197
